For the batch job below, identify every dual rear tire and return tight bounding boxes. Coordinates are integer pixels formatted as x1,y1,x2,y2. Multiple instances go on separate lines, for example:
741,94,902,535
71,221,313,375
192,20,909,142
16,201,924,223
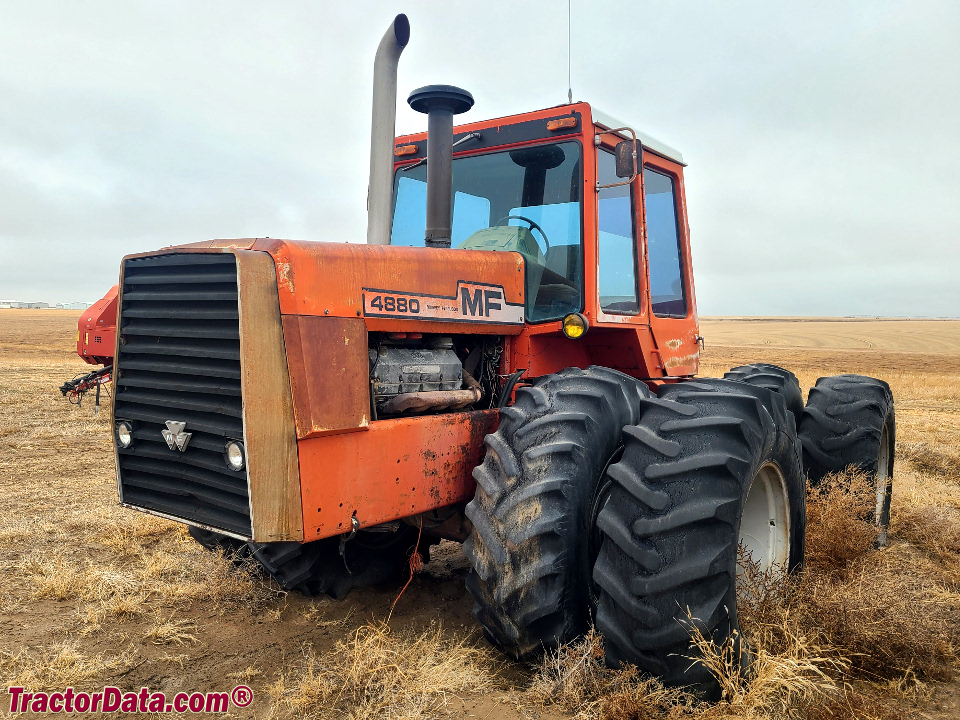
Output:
797,374,895,541
464,370,808,697
593,378,805,692
723,366,895,535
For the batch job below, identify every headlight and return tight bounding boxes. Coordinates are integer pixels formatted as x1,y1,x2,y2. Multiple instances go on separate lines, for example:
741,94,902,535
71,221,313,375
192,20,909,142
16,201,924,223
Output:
115,421,134,449
224,440,245,472
562,312,589,339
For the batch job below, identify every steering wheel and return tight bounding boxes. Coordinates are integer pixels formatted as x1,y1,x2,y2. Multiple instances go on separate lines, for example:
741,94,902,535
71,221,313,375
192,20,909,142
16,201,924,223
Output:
495,215,550,255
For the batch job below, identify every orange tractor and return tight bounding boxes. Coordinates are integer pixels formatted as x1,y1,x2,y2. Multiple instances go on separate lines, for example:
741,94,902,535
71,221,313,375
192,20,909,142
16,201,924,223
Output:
100,15,895,692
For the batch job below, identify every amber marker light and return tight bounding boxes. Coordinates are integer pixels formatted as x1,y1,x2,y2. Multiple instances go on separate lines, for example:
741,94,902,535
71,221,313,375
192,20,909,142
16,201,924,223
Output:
394,144,419,156
547,117,577,131
562,313,589,339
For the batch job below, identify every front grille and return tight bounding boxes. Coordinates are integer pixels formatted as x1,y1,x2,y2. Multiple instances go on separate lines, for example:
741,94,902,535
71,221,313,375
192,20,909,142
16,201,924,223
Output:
114,253,251,537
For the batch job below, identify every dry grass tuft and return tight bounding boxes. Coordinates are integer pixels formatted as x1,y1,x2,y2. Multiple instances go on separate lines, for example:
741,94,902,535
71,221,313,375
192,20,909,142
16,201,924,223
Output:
528,621,843,720
799,552,959,681
227,665,263,682
268,621,500,719
899,441,960,483
734,471,960,684
684,614,845,716
144,615,200,646
803,471,881,577
0,641,138,691
157,653,190,668
528,630,694,719
796,471,960,681
895,506,960,560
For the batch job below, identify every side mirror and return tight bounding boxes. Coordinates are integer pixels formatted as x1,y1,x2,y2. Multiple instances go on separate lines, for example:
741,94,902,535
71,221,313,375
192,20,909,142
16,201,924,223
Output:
595,127,641,191
615,139,639,178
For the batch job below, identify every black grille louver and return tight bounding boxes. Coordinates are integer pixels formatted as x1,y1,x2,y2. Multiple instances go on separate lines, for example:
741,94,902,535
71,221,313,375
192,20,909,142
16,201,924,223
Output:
115,253,252,537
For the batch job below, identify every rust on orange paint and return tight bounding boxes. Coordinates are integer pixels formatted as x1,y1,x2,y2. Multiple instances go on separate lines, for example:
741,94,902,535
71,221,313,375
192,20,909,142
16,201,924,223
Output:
175,238,259,250
299,409,497,539
252,240,525,333
282,315,370,439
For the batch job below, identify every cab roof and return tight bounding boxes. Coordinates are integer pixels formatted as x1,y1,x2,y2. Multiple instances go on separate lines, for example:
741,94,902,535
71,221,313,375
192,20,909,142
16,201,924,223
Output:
590,107,685,166
396,101,686,167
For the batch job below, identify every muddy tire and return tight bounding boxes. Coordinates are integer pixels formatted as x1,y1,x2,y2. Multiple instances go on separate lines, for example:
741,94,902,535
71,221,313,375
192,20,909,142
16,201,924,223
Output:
723,363,804,420
463,366,651,661
798,374,895,536
593,378,805,695
248,527,436,600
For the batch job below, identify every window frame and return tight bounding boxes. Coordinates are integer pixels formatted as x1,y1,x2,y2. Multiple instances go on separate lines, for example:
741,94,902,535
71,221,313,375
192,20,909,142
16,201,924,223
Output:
642,164,688,320
596,146,641,316
390,138,587,325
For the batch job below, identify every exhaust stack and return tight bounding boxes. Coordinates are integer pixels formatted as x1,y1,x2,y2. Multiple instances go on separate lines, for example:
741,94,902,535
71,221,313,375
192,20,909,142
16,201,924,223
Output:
407,85,474,248
366,14,410,246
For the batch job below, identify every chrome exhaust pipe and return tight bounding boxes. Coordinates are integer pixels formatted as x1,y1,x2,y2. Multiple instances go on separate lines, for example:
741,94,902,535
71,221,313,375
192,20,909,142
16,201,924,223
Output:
366,14,410,246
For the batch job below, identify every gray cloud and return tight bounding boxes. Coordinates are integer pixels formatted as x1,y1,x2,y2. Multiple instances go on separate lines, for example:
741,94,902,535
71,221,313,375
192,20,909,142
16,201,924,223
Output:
0,1,957,315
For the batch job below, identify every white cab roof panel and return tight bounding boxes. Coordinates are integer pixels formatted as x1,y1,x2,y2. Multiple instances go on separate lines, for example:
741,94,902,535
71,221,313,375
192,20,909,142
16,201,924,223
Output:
591,108,685,166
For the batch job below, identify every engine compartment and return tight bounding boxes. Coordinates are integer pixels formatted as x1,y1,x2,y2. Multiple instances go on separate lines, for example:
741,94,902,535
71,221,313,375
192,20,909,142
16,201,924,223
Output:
368,333,504,418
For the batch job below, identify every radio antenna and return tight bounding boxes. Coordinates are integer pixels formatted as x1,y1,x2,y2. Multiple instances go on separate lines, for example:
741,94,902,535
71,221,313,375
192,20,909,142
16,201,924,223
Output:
567,0,573,103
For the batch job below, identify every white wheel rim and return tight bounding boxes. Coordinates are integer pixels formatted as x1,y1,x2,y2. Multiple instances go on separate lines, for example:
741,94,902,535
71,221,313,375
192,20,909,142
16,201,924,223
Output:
875,423,892,543
737,462,790,581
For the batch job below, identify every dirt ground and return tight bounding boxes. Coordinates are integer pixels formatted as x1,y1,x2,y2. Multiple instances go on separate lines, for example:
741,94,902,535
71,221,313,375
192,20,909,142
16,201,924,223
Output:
1,310,958,719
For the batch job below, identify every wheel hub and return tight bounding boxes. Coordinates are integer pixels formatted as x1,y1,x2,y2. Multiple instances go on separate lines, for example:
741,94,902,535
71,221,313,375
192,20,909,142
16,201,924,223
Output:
737,461,790,583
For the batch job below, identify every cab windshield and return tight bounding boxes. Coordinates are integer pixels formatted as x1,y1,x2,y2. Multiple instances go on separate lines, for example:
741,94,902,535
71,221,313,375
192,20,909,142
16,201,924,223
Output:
390,141,583,322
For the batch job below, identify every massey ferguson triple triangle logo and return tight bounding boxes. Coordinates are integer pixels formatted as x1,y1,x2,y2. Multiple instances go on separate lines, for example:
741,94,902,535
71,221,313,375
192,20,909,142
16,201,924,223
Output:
161,420,192,452
362,281,524,325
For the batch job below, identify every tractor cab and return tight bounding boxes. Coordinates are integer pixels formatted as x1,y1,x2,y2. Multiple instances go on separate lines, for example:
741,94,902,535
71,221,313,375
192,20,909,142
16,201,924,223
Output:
391,102,700,377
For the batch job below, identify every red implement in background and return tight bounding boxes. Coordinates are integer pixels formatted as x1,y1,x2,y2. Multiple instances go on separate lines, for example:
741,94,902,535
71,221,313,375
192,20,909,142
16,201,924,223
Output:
77,285,119,365
60,285,118,409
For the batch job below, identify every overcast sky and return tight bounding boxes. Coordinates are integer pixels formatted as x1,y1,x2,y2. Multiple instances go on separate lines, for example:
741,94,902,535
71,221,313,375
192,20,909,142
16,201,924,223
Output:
1,1,957,315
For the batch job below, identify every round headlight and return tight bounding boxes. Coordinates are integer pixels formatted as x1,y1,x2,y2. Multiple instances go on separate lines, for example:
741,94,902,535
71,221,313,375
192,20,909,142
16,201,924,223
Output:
224,440,245,472
115,421,134,449
561,312,589,339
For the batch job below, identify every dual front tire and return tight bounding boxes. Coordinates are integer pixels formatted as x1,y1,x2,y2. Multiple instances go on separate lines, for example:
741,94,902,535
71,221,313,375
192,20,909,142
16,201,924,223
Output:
462,366,651,659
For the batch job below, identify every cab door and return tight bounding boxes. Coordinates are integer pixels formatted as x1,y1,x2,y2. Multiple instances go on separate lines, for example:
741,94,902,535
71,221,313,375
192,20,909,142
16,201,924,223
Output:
639,160,699,375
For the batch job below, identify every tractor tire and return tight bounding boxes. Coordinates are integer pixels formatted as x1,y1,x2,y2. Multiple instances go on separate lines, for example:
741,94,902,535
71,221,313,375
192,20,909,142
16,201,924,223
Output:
188,526,249,558
190,524,436,600
798,374,895,537
463,366,651,661
723,363,805,420
593,378,805,696
248,527,437,600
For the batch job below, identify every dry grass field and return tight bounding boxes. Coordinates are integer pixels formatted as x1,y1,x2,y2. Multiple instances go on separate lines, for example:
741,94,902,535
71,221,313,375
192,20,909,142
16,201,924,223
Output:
1,310,959,719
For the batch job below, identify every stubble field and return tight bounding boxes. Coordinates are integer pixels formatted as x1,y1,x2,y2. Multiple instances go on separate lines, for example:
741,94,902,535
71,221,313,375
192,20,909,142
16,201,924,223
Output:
1,310,959,719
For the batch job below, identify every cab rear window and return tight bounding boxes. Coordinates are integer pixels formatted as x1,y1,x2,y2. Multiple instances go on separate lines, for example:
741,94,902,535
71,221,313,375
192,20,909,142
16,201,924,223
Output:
644,168,686,318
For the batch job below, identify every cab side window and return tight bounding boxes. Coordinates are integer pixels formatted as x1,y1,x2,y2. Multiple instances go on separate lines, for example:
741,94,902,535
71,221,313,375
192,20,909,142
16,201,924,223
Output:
644,168,686,317
597,149,639,313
